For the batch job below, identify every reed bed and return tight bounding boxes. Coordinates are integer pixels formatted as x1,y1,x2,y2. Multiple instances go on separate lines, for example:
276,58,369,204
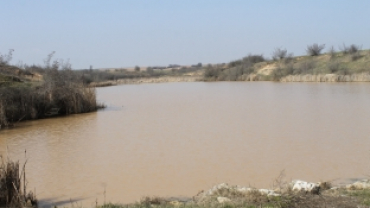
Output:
0,156,37,207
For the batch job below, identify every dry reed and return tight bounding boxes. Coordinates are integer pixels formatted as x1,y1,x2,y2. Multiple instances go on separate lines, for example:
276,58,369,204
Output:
0,155,37,207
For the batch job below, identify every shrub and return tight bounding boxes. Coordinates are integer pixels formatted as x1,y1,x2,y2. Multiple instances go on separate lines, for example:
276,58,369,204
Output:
341,44,361,54
204,65,221,79
0,49,14,65
272,48,288,60
228,60,242,67
134,66,140,71
243,54,265,64
306,44,325,56
327,61,340,73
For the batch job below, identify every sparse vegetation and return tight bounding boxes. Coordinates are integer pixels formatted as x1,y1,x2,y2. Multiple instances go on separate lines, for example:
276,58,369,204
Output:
204,44,370,82
96,185,370,208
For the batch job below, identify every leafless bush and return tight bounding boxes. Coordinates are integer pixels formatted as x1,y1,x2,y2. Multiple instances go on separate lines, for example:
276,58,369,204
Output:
340,44,363,61
0,49,14,65
243,54,265,64
306,44,325,56
272,48,288,60
43,51,55,68
204,65,224,80
341,44,361,54
228,60,242,67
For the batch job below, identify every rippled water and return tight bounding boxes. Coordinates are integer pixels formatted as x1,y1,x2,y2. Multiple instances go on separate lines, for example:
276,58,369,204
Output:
1,82,370,207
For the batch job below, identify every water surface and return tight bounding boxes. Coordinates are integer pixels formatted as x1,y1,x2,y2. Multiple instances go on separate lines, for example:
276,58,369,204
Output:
1,82,370,207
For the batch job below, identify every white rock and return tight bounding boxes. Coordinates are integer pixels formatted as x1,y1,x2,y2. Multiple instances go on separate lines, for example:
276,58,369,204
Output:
292,180,320,193
268,192,281,197
258,189,272,195
217,196,231,203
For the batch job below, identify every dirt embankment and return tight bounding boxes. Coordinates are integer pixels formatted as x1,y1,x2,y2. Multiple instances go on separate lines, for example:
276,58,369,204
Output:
90,76,202,87
280,73,370,82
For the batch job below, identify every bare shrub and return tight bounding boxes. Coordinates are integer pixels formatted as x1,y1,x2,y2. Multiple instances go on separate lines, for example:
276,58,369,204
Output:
243,54,265,64
204,65,223,80
0,49,14,65
340,44,363,61
306,44,325,56
272,48,288,60
340,44,362,54
43,51,55,68
228,59,242,67
347,44,361,54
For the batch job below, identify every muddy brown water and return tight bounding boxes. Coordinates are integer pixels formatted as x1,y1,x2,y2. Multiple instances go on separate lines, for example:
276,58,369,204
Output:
1,82,370,207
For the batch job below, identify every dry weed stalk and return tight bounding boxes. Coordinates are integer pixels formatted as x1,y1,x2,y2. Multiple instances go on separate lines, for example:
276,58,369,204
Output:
0,152,37,207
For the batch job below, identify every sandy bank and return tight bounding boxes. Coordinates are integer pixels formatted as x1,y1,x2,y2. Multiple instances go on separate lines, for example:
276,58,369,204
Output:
90,76,202,87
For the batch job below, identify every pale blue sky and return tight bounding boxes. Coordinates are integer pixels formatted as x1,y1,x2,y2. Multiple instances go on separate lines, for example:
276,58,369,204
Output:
1,0,369,69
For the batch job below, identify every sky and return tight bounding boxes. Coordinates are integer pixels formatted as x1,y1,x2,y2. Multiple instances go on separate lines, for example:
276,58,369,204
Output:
1,0,369,69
